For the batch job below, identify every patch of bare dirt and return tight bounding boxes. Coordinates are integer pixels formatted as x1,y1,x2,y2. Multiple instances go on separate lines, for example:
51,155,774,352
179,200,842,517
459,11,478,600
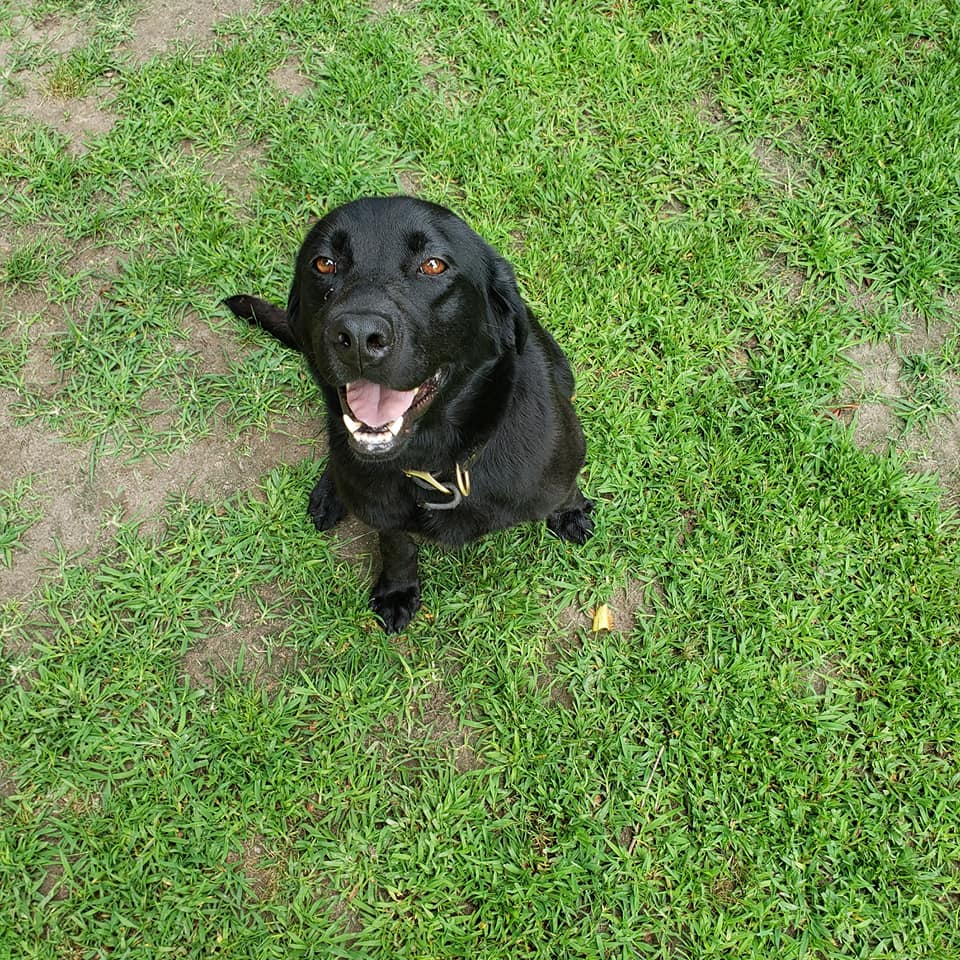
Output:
900,388,960,496
751,132,811,196
397,170,424,196
226,834,283,900
843,276,886,320
367,0,423,18
405,679,480,773
208,144,269,204
0,396,110,604
181,592,298,691
806,656,844,698
0,393,322,599
417,52,440,96
693,91,729,129
695,91,813,194
544,578,656,707
761,252,808,303
1,287,62,398
1,15,117,154
894,313,955,358
174,309,234,377
124,0,272,66
0,13,87,69
106,419,322,526
21,14,87,53
0,764,17,800
655,197,689,221
538,629,581,709
329,515,378,571
839,314,960,499
178,139,268,206
269,58,312,98
840,339,902,450
8,90,116,152
2,238,131,431
559,578,652,638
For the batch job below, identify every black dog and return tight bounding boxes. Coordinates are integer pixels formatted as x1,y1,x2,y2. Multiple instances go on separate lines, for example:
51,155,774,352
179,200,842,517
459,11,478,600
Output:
225,196,593,632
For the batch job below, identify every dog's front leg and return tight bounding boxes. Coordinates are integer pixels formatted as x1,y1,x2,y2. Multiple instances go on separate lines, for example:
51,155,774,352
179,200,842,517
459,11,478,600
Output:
546,485,595,545
371,531,420,633
307,465,347,532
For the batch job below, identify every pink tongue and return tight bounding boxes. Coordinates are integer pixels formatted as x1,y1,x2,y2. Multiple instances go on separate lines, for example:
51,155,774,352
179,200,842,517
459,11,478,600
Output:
345,380,417,428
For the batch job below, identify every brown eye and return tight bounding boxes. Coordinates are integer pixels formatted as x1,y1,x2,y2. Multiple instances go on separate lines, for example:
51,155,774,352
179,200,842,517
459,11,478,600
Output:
314,257,337,275
419,257,448,276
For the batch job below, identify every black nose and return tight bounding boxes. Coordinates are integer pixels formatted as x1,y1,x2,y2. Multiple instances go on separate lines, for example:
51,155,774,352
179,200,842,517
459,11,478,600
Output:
330,313,394,366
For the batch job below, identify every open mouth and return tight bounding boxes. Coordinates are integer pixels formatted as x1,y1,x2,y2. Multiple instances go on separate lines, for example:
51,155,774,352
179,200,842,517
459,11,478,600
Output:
338,370,443,455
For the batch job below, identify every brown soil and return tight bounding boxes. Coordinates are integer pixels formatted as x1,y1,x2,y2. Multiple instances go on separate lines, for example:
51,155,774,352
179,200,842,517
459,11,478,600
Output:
839,316,960,498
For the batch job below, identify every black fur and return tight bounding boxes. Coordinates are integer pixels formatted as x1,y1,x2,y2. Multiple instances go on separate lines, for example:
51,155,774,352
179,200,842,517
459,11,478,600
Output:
224,196,593,632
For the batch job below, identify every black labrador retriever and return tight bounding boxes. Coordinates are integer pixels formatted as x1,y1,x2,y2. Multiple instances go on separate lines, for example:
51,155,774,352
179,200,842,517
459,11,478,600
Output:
225,196,593,632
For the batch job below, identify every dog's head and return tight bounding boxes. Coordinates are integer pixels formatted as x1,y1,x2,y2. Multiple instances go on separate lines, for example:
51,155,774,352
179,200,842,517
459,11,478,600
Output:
285,196,530,460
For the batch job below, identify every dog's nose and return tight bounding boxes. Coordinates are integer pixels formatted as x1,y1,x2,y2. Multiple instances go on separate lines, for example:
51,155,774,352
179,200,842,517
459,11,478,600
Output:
330,313,394,367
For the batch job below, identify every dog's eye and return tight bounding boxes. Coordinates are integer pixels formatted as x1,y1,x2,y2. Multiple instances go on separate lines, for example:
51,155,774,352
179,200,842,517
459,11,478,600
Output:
419,257,448,276
314,257,337,275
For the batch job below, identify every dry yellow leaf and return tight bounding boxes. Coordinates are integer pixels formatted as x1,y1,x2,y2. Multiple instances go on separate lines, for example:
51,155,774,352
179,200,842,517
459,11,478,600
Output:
592,604,613,632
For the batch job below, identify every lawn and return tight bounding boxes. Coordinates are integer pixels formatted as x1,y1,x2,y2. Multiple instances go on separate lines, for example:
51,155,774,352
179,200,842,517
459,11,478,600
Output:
1,0,959,957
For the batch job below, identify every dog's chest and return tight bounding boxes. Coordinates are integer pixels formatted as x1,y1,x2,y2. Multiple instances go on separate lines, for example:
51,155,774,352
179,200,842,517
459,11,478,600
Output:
338,470,488,547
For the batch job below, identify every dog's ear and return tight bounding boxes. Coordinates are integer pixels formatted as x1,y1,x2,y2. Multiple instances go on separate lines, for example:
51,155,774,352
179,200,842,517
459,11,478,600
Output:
487,256,530,354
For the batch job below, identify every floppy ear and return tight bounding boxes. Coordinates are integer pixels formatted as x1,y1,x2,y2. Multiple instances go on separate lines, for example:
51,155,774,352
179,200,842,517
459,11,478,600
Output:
487,256,530,354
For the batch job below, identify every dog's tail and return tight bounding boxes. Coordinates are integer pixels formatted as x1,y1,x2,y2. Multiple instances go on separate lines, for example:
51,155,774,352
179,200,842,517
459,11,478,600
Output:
222,294,302,352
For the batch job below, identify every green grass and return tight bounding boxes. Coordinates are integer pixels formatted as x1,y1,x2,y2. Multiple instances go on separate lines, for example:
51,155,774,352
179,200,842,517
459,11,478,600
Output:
2,0,959,957
0,476,42,565
895,351,953,433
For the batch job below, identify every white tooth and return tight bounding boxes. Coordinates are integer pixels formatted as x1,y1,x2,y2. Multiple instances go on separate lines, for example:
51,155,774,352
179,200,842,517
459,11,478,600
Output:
342,414,362,434
387,416,404,437
359,432,392,450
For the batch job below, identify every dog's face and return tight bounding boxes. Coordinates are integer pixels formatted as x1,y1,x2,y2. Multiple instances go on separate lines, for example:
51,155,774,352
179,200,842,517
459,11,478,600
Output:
286,197,529,460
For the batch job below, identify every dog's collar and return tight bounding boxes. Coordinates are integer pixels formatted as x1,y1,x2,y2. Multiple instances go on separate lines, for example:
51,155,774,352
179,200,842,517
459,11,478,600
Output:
403,462,471,511
402,442,482,511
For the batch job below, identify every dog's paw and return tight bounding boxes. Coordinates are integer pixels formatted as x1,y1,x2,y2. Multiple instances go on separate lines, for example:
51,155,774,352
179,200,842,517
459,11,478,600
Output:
370,581,421,634
308,474,347,532
546,499,595,545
